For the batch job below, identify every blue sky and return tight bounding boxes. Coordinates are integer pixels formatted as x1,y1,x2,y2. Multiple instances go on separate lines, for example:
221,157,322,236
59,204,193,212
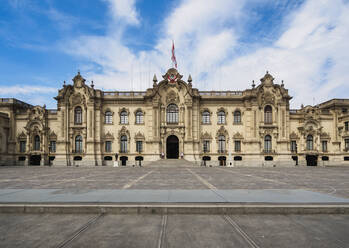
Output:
0,0,348,108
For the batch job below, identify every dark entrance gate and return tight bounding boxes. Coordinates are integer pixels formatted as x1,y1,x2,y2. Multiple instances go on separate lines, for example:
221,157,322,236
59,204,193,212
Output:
29,155,41,165
166,135,179,159
306,155,318,166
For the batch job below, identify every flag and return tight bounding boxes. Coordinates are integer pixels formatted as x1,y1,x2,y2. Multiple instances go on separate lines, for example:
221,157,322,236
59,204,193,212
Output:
171,41,177,68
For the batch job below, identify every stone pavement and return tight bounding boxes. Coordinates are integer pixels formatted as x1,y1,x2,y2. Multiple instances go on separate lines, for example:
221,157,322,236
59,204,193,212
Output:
0,166,349,247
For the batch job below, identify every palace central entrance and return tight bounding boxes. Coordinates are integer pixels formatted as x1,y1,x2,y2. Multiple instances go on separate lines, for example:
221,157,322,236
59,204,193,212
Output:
166,135,179,159
306,155,318,166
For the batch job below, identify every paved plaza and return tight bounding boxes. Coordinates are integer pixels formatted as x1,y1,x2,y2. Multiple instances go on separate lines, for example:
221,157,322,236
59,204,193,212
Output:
0,166,348,198
0,165,349,247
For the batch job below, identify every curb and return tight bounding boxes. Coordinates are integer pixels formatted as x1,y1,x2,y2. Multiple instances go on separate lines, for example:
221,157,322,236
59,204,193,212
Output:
1,203,349,214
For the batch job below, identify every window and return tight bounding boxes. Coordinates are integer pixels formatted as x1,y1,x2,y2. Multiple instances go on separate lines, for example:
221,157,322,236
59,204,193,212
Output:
217,111,225,124
218,135,225,153
234,140,241,152
136,111,144,124
120,135,127,153
345,122,349,131
136,141,143,153
306,135,313,150
233,110,241,124
264,135,272,152
167,104,179,124
49,141,56,153
105,141,112,152
20,141,26,153
202,111,210,124
291,141,297,152
105,111,113,124
322,141,328,152
34,135,40,151
203,140,210,153
120,111,128,124
74,107,82,124
75,135,83,153
264,105,272,124
345,139,349,150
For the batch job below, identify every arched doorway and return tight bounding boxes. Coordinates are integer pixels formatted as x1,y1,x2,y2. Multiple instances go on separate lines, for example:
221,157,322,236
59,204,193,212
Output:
166,135,179,159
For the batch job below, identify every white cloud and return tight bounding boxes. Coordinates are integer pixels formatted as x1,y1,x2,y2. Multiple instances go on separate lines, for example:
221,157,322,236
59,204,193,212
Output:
63,0,349,108
105,0,139,25
0,85,56,95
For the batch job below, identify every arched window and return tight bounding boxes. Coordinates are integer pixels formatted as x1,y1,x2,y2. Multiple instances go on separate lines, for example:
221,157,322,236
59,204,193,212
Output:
167,104,178,124
306,135,313,150
34,135,40,151
218,111,225,124
264,135,272,152
105,111,113,124
135,111,144,124
234,110,241,124
120,111,128,124
264,105,272,124
218,135,225,153
202,111,210,124
120,135,127,153
74,106,82,124
75,135,83,153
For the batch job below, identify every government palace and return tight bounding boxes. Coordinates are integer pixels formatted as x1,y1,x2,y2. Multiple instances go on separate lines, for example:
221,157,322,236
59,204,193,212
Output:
0,68,349,167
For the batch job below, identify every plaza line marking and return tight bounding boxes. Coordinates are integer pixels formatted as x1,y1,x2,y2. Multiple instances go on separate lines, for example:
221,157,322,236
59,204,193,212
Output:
55,214,104,248
215,167,289,185
186,168,217,190
122,171,153,189
157,215,168,248
223,215,260,248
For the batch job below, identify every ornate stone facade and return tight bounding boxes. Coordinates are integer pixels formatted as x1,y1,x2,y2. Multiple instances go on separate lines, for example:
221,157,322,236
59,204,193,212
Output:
1,68,349,167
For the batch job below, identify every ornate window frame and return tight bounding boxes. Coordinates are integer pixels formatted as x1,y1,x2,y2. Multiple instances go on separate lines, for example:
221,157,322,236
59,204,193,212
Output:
200,108,212,125
119,108,129,125
134,108,145,125
118,126,130,153
104,108,114,125
217,107,227,125
233,108,242,125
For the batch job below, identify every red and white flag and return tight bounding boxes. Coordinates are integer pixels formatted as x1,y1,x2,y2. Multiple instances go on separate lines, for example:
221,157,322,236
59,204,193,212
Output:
171,41,177,68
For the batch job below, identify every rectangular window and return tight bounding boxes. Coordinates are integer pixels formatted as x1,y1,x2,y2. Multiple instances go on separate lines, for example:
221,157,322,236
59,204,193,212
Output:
203,140,210,153
218,114,225,124
105,141,112,152
345,122,349,131
120,115,128,124
345,139,349,150
322,141,328,152
136,141,143,153
234,141,241,152
20,141,26,153
290,141,297,152
49,141,56,153
202,114,210,124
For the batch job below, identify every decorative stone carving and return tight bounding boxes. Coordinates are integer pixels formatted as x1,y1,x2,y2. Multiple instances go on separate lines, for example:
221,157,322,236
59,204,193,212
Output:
134,131,145,140
233,132,244,140
200,131,212,140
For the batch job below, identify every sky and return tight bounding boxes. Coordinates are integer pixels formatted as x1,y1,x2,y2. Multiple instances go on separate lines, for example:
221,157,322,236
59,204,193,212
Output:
0,0,348,109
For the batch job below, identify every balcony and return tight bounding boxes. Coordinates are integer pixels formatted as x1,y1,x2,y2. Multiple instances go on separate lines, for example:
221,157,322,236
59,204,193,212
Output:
217,149,227,154
262,149,275,154
72,149,84,154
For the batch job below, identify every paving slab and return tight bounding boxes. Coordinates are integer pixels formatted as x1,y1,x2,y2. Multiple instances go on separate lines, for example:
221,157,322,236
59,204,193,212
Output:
0,189,349,204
